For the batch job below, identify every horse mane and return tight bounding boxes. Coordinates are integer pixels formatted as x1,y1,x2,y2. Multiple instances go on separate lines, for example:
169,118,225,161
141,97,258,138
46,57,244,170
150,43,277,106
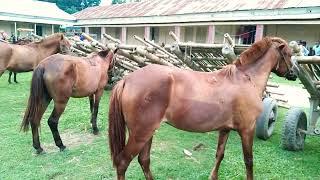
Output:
97,49,110,58
234,37,273,66
30,33,64,46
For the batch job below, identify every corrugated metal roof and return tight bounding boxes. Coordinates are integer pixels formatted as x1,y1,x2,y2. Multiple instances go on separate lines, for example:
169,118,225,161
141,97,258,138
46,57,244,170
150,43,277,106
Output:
0,0,75,23
74,0,320,20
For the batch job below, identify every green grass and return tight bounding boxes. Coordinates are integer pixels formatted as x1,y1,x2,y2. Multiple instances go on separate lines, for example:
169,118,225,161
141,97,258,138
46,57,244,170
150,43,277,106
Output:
269,73,303,87
0,72,319,179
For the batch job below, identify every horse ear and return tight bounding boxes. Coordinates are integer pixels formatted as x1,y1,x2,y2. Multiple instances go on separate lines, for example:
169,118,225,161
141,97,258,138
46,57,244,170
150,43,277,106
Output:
98,49,110,57
278,43,286,50
113,48,119,54
61,34,64,40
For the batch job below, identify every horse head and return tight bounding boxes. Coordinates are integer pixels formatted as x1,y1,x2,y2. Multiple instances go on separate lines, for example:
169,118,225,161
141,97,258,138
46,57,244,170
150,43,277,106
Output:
271,38,297,81
97,48,118,70
58,34,71,54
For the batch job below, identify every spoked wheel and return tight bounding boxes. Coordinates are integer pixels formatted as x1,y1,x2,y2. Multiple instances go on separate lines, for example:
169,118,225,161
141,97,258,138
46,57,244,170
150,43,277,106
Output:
281,107,307,151
256,97,278,140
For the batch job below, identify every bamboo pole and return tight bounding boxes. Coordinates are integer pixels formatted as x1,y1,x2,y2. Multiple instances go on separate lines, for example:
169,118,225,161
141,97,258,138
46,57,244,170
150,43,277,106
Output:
133,35,151,47
135,47,174,66
170,44,202,71
81,33,108,50
70,47,87,56
103,33,121,44
169,31,180,42
224,33,235,47
294,56,320,64
221,44,236,63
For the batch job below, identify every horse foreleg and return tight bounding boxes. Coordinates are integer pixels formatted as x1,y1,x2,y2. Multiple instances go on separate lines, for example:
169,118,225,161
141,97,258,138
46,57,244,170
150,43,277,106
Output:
91,90,103,135
138,137,154,180
210,130,230,180
48,101,68,151
239,130,254,180
14,72,18,83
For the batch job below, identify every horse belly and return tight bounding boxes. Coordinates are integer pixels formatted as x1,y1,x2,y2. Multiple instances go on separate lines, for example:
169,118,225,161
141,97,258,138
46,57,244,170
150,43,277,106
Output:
164,101,232,132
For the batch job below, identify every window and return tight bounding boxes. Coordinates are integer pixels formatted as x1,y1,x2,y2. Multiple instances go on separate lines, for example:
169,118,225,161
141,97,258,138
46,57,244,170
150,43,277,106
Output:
115,27,121,40
150,27,159,43
184,27,193,42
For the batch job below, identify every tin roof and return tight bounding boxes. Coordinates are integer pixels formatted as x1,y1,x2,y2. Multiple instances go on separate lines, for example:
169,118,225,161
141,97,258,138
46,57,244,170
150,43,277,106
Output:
0,0,75,25
74,0,320,20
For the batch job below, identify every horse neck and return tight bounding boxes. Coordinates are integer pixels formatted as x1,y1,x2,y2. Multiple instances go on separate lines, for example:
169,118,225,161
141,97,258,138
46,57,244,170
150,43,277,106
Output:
101,57,112,70
240,47,279,95
32,39,60,60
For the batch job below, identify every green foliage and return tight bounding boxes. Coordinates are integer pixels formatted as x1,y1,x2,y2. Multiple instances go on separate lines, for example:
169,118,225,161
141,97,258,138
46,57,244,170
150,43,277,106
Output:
0,72,319,179
39,0,101,14
112,0,126,4
112,0,141,4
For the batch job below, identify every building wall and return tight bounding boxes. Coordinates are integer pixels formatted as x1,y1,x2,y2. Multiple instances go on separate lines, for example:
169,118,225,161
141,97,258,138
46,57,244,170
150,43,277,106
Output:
265,24,320,49
0,21,14,35
158,26,175,44
127,27,144,45
89,27,101,41
214,25,237,43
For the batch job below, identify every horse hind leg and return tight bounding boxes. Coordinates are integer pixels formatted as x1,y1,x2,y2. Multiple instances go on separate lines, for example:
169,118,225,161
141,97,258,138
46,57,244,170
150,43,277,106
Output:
30,98,51,154
89,94,94,114
48,101,69,151
91,89,103,135
14,72,18,83
138,137,154,180
210,130,230,180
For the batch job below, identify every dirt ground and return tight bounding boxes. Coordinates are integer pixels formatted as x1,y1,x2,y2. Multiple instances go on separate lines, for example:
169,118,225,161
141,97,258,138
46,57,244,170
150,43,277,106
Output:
268,84,310,108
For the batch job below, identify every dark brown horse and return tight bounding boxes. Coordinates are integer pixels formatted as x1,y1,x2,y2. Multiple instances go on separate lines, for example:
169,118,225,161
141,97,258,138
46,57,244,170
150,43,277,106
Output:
21,49,117,154
108,37,296,180
0,33,71,83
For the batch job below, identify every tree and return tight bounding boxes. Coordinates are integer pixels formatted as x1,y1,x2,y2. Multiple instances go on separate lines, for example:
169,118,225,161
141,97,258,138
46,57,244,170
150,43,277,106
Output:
112,0,141,4
39,0,101,14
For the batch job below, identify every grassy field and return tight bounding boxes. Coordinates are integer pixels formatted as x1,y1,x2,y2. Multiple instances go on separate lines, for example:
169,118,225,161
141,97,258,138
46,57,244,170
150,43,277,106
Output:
0,72,319,180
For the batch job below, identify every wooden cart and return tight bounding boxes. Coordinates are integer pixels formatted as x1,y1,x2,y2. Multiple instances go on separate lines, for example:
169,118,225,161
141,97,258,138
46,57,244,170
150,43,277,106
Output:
281,41,320,151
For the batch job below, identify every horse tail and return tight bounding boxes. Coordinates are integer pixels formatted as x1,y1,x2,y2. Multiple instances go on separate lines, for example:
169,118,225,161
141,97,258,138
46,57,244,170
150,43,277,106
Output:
21,65,49,132
108,79,126,167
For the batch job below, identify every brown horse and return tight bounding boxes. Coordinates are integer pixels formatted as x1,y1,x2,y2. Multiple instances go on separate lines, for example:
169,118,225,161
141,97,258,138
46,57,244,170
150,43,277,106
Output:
108,37,297,180
21,49,117,154
0,33,71,83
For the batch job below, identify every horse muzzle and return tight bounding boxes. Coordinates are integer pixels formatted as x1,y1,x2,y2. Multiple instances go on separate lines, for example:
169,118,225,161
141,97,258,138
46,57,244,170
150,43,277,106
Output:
284,69,297,81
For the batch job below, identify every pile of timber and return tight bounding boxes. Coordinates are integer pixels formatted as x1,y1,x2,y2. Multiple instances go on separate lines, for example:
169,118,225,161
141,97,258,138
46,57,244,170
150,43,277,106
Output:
29,32,289,107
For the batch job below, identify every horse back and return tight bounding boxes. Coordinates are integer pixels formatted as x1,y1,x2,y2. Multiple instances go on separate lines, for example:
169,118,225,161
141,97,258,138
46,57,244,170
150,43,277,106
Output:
121,64,262,132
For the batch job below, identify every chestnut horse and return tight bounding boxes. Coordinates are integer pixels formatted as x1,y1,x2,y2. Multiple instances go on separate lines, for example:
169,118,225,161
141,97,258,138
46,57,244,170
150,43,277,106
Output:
108,37,297,180
21,49,117,154
0,33,71,83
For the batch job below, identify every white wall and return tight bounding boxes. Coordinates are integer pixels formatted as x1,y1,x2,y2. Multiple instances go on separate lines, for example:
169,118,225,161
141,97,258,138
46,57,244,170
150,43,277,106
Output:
126,27,144,45
265,24,320,49
158,26,175,44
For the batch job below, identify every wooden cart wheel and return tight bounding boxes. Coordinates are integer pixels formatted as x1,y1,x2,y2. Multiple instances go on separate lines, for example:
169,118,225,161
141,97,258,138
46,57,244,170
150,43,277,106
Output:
256,97,278,140
281,107,307,151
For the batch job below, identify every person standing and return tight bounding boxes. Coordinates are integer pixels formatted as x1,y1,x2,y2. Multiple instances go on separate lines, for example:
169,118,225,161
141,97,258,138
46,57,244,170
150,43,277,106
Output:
313,41,320,56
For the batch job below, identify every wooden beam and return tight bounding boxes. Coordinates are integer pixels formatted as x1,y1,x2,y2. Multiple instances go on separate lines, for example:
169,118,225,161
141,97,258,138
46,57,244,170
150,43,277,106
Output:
144,26,150,39
255,24,264,42
121,27,127,43
174,26,180,40
206,25,215,44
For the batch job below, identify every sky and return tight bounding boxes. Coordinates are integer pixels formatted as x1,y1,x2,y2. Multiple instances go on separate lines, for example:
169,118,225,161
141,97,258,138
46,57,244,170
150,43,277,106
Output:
100,0,112,6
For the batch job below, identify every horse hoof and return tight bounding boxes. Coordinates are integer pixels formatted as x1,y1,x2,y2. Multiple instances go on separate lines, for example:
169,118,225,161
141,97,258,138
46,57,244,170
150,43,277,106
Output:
35,148,44,154
93,129,99,135
59,146,66,152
